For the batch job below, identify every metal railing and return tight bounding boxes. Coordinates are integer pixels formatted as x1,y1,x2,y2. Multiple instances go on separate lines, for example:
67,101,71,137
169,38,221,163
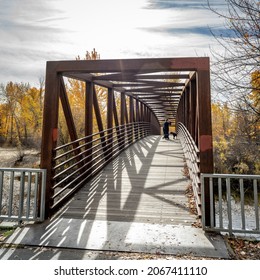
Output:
201,173,260,235
177,122,201,217
0,168,46,222
49,121,151,212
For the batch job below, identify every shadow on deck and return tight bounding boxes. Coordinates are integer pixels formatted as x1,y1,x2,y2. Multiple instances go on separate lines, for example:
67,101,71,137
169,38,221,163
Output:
1,136,230,259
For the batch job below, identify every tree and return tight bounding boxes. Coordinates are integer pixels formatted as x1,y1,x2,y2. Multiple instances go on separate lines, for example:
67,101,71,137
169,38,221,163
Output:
208,0,260,117
250,70,260,120
208,0,260,174
212,102,232,173
212,102,260,174
0,82,30,145
0,82,43,147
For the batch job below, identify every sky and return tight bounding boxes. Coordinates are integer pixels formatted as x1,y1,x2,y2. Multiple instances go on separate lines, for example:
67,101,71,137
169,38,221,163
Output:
0,0,228,86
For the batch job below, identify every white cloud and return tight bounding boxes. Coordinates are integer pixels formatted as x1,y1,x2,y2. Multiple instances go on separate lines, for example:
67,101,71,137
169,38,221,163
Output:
0,0,227,85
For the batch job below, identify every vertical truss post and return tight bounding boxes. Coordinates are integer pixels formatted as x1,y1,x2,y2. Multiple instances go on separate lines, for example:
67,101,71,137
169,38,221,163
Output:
120,92,126,150
129,96,134,143
184,86,190,129
190,78,197,140
135,99,140,139
59,76,84,169
107,88,113,159
197,64,214,227
140,103,144,137
85,82,94,173
40,62,60,218
93,86,107,155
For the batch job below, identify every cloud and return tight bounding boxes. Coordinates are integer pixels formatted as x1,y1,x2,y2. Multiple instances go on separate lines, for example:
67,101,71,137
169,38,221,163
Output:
145,0,226,10
0,0,228,85
0,0,72,84
141,25,235,38
139,0,232,39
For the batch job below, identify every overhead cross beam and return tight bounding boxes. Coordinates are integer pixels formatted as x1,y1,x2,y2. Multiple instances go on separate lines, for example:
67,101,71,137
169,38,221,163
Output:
56,57,207,125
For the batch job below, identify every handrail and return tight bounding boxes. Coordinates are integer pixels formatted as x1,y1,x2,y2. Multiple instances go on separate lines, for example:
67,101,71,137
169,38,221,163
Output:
177,122,201,217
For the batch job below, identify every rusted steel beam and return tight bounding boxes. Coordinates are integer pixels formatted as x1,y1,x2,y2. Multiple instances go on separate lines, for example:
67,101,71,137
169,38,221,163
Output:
93,73,190,81
135,99,140,122
129,96,134,123
184,86,189,129
120,92,126,125
124,87,182,94
40,62,60,218
85,82,94,172
139,95,181,99
63,73,115,88
125,96,129,124
197,67,214,227
190,78,197,140
137,74,190,80
51,57,210,73
63,73,93,82
112,93,119,128
107,87,114,159
59,76,79,143
93,86,107,155
140,103,144,122
120,92,126,149
113,81,185,88
59,76,85,170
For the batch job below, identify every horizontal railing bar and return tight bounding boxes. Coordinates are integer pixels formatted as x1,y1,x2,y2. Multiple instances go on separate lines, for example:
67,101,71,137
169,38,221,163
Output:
53,131,109,161
202,227,260,234
52,125,148,197
53,124,142,188
54,122,146,152
53,127,130,180
53,138,107,171
52,143,119,199
53,122,144,161
50,122,151,211
0,167,46,172
201,173,260,179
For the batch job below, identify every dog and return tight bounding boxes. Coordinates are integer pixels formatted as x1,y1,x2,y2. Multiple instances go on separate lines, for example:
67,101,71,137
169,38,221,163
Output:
170,132,177,139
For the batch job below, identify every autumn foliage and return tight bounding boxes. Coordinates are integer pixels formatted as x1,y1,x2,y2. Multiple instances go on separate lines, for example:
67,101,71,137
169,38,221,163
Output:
0,82,43,147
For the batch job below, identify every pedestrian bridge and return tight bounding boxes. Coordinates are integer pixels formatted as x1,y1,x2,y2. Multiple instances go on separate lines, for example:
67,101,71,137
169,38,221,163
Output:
1,57,259,243
41,57,213,225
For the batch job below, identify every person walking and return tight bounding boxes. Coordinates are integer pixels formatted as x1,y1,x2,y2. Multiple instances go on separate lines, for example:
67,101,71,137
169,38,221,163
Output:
163,119,170,139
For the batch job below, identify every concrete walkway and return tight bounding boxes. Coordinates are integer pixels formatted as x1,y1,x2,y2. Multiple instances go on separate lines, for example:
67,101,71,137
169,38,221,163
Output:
0,136,230,259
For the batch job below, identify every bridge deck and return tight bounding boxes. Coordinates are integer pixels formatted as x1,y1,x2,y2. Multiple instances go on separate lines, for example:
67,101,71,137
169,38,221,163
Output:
4,136,230,259
58,135,195,225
